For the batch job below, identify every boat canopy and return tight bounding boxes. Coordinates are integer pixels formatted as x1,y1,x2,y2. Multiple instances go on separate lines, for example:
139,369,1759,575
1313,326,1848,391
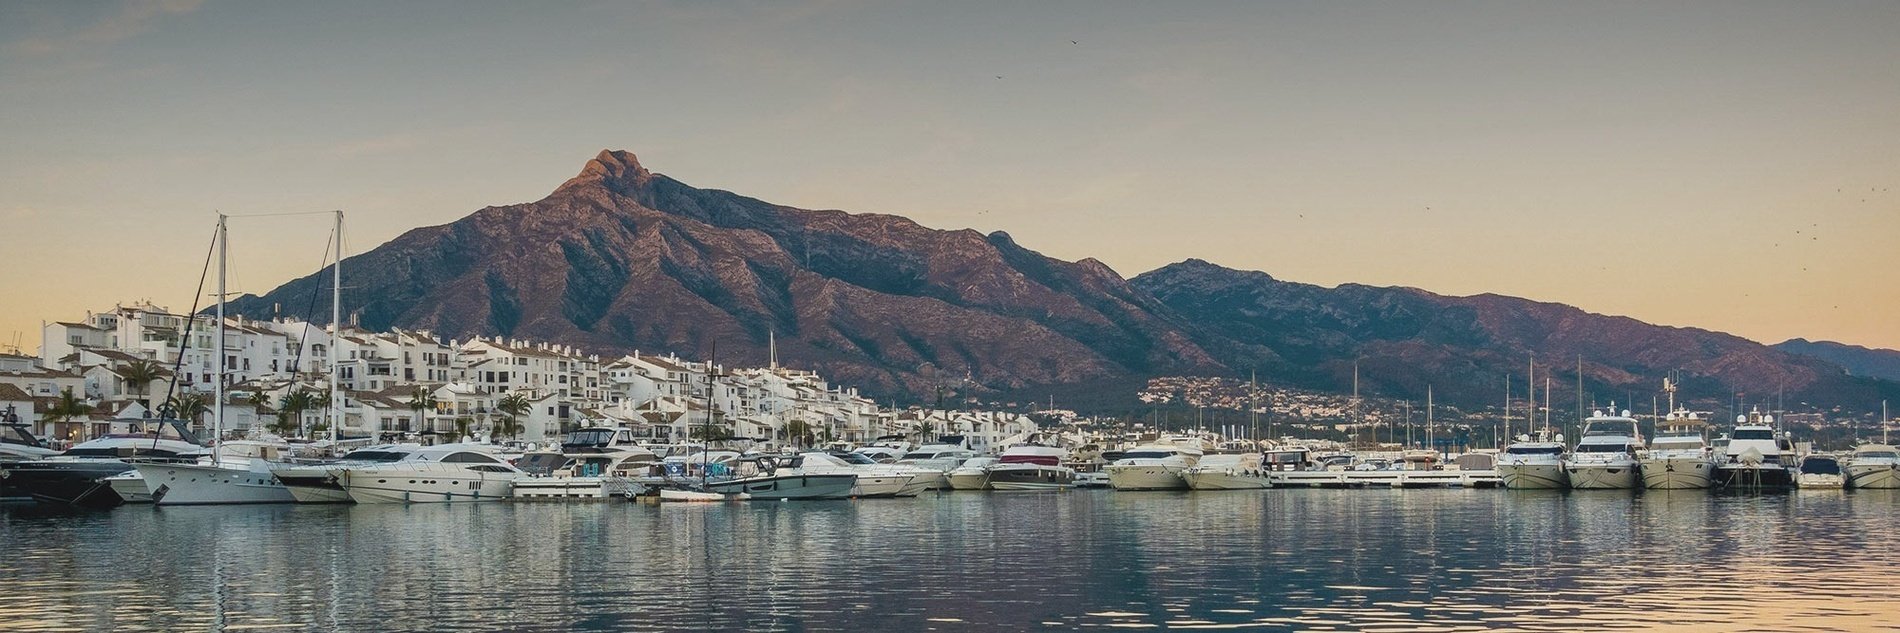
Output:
1800,457,1841,475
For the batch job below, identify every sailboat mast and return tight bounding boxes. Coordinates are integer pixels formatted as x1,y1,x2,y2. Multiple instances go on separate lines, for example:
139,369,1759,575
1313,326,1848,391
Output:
214,213,226,466
1503,374,1511,449
1544,375,1552,436
330,210,342,446
1527,356,1535,441
1426,385,1434,454
703,343,716,489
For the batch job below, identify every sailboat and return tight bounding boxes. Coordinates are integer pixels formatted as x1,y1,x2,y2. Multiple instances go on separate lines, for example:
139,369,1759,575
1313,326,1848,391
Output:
138,212,344,505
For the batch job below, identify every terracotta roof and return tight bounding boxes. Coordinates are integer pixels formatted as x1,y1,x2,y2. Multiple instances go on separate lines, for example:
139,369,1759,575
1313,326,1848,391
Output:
0,384,33,401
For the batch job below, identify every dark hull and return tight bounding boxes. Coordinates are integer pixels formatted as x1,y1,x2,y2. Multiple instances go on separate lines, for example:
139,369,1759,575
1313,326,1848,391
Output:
0,461,136,507
1715,465,1796,490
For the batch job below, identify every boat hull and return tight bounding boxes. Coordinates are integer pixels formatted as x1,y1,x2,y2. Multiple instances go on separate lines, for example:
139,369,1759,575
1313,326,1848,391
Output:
271,469,354,504
1498,462,1568,490
135,462,298,505
1715,465,1795,490
340,469,516,504
0,461,134,507
1565,461,1641,490
946,471,989,490
707,474,857,500
1846,464,1900,489
1640,457,1715,490
1796,474,1844,489
905,470,950,491
849,474,912,498
513,476,635,500
1105,465,1187,491
985,464,1074,491
1182,470,1271,490
103,471,154,503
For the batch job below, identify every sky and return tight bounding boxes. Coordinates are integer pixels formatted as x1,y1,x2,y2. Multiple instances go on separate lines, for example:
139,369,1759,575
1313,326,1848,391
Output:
2,1,1897,355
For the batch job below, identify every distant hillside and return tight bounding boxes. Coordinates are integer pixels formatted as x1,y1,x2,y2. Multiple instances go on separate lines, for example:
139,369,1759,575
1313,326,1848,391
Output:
1774,339,1900,382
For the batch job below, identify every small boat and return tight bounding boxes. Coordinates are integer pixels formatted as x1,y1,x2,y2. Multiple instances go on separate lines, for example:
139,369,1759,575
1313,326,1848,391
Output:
984,445,1075,491
1844,443,1900,489
1564,409,1644,490
1795,455,1845,489
658,488,729,502
705,455,858,500
1181,453,1271,490
1073,471,1111,488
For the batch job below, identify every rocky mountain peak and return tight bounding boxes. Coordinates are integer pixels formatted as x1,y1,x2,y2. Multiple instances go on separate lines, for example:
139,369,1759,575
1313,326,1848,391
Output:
555,149,653,195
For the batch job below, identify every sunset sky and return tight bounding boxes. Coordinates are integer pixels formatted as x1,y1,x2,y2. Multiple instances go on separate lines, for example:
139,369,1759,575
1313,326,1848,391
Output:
3,1,1896,354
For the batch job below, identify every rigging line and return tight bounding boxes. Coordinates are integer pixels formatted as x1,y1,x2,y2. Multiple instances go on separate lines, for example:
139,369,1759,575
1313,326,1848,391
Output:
288,226,337,405
224,210,341,219
156,224,219,449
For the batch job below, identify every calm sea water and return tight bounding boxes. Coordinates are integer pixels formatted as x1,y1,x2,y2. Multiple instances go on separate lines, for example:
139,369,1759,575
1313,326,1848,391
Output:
3,489,1898,632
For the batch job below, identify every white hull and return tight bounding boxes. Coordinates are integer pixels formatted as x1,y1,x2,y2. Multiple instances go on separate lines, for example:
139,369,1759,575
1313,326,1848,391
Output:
270,465,354,504
1846,464,1900,489
1797,473,1844,489
946,471,989,490
135,462,299,505
906,471,950,491
658,488,728,502
1565,462,1641,490
1640,457,1715,489
1106,465,1187,491
340,469,516,504
850,474,913,498
514,476,638,500
103,471,153,503
1498,462,1568,489
1182,471,1271,490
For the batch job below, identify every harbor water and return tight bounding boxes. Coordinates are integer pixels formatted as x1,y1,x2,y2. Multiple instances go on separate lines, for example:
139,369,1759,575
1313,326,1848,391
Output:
3,489,1898,631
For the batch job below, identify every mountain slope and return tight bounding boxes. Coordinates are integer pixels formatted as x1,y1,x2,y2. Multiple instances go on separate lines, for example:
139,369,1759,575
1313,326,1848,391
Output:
1774,339,1900,382
1130,259,1898,407
225,150,1221,396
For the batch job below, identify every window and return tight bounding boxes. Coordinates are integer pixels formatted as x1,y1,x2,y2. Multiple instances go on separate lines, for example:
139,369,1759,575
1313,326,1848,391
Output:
441,452,501,464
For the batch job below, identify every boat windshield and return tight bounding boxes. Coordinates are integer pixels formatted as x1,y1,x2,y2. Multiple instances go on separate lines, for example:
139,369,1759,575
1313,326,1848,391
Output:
1121,451,1176,459
562,429,614,447
1574,444,1632,453
833,453,879,465
340,450,411,462
1800,459,1841,475
2,425,44,447
1859,450,1900,460
1506,445,1563,455
902,452,937,460
1733,429,1775,440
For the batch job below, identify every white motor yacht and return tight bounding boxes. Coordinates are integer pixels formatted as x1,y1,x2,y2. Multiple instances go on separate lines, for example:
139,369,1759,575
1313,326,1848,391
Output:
1641,409,1716,490
338,445,524,503
133,440,303,505
946,456,998,490
0,420,59,463
1795,454,1845,489
1104,442,1203,491
1564,410,1644,490
269,444,426,504
984,445,1075,491
1716,409,1795,489
828,451,931,496
1844,443,1900,489
895,444,977,490
1498,440,1569,489
0,425,203,506
706,454,859,500
1181,453,1271,490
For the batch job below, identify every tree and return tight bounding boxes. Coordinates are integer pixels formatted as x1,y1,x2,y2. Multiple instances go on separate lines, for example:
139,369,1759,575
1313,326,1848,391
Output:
449,416,474,443
269,389,319,438
407,386,438,434
46,387,93,443
689,425,733,441
164,392,210,428
493,392,532,441
783,418,813,448
119,359,164,408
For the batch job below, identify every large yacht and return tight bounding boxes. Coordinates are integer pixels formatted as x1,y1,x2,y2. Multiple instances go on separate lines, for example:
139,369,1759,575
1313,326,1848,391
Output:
1844,443,1900,489
269,444,426,503
895,443,978,490
0,420,61,501
1181,453,1271,490
0,420,203,506
337,445,525,503
1641,409,1717,490
946,456,998,490
1104,439,1204,490
1498,439,1569,489
1564,409,1644,489
984,445,1075,491
706,454,859,500
827,451,932,496
512,428,663,500
133,440,301,505
1715,408,1795,489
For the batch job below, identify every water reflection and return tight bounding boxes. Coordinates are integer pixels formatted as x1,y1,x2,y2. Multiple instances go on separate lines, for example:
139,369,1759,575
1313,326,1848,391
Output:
3,489,1898,631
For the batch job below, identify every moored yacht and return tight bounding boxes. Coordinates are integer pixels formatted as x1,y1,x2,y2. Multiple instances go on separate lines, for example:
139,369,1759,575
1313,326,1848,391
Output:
1795,454,1845,489
269,444,424,503
0,421,203,506
1642,409,1717,490
1498,440,1568,489
706,454,858,500
896,444,977,491
133,440,301,505
1,420,63,501
828,451,930,496
1104,440,1203,491
1715,408,1795,490
1181,453,1271,490
1564,409,1644,490
1844,443,1900,489
946,456,998,490
984,445,1075,491
338,445,525,503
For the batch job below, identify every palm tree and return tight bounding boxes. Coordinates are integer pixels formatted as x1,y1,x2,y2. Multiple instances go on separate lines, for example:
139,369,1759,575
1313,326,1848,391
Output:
450,416,474,443
783,418,813,448
119,359,163,408
46,387,93,443
407,386,438,435
270,390,318,438
493,392,532,441
164,392,211,429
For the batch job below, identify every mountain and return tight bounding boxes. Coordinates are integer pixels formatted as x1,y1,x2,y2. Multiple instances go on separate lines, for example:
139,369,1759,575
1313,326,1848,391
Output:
226,149,1899,409
224,150,1221,396
1773,339,1900,382
1129,259,1900,408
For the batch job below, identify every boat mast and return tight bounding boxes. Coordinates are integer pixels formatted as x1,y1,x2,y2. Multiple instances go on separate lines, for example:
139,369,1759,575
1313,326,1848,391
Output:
1426,385,1434,455
1544,374,1552,437
1527,356,1535,442
1502,374,1511,449
214,213,226,466
702,343,716,489
330,210,342,447
1352,361,1360,449
1249,370,1258,446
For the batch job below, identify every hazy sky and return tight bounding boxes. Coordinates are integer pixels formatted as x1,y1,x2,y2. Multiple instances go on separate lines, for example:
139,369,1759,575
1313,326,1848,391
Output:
3,1,1897,355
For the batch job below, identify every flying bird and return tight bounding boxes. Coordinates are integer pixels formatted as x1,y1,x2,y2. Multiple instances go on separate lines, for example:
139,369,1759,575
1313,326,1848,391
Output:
1071,40,1078,44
